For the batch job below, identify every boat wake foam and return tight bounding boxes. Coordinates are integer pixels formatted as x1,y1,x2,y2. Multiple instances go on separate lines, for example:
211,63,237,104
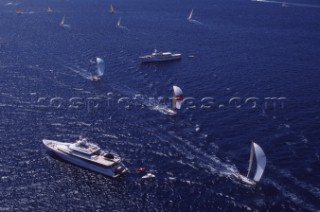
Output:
189,19,203,25
54,56,93,80
161,132,240,181
253,0,320,8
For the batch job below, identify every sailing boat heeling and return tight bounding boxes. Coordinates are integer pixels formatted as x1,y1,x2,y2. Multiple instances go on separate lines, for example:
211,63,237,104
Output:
188,9,193,20
252,142,266,181
172,86,184,110
96,57,105,77
247,142,267,182
116,18,121,27
60,16,65,26
109,4,114,13
246,142,255,178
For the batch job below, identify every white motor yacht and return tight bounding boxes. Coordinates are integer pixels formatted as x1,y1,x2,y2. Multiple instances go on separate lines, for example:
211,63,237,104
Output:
43,137,128,178
139,50,182,63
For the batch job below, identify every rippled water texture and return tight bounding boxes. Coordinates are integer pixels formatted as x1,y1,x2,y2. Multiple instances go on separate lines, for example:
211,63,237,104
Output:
0,0,320,211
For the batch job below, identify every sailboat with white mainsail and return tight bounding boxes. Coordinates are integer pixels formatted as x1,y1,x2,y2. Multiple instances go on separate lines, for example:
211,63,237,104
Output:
159,86,184,115
60,16,65,26
116,17,121,28
60,16,71,29
187,9,193,21
90,57,105,81
47,6,53,13
187,9,202,24
116,17,129,31
239,142,267,185
16,7,22,15
282,1,289,7
109,4,115,14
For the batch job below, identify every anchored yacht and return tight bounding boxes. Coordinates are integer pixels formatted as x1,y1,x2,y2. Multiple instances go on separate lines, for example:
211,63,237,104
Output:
43,137,128,178
139,50,182,63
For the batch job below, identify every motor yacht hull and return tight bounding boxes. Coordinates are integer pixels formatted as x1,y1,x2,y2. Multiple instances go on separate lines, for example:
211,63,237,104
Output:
43,139,127,178
140,53,182,63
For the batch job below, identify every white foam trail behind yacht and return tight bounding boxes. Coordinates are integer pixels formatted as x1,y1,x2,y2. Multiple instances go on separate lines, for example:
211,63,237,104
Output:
43,137,128,178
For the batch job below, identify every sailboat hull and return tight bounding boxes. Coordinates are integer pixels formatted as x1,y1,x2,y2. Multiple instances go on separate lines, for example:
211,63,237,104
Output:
140,50,182,63
239,174,256,185
158,108,177,115
140,56,181,63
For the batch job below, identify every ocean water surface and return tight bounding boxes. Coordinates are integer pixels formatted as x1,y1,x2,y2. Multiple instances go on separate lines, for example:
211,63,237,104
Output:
0,0,320,211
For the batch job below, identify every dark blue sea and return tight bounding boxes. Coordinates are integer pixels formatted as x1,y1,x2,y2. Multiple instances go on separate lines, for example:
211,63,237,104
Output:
1,0,320,211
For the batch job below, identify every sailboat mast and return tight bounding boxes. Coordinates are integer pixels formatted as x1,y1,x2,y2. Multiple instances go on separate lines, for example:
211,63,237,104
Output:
246,142,255,178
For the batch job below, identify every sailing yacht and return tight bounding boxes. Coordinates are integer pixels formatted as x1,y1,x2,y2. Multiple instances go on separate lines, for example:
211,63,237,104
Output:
47,6,53,13
60,16,65,26
43,136,128,178
116,17,121,28
109,4,115,14
187,9,193,21
91,57,105,81
16,7,22,15
159,86,184,115
282,1,289,7
187,9,202,24
239,142,267,185
60,16,71,29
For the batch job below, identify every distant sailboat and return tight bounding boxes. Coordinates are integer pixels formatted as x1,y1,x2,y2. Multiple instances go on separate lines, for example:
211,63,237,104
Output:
109,4,115,14
47,6,53,13
187,9,193,21
91,57,105,81
116,17,129,31
60,16,71,29
116,17,121,28
282,1,289,7
172,86,184,112
60,16,65,26
16,7,22,15
240,142,267,184
187,9,202,24
159,86,184,115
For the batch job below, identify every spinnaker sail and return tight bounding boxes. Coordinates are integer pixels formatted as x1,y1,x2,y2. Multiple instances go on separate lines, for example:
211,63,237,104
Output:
96,57,105,77
172,86,184,110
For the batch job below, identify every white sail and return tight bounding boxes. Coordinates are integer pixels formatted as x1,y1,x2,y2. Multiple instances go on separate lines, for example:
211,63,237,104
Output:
116,17,121,28
60,16,65,26
246,142,266,182
246,142,255,178
109,4,114,13
48,6,53,13
187,9,193,20
252,142,266,182
172,86,184,110
96,57,105,77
